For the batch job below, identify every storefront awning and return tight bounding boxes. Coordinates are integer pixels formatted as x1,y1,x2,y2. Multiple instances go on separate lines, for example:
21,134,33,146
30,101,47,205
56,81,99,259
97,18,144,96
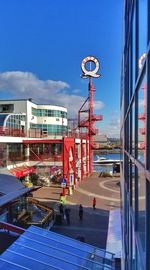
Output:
10,166,35,178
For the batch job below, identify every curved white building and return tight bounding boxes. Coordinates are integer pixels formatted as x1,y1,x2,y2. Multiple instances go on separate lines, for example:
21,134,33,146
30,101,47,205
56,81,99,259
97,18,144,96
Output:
0,99,68,136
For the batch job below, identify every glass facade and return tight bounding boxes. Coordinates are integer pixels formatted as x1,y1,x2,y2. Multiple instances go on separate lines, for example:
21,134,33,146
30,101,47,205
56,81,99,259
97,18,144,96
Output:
7,143,25,164
32,107,67,118
5,114,26,129
0,143,7,167
29,143,62,157
30,123,67,135
121,1,149,269
0,104,14,113
31,107,67,135
0,114,26,129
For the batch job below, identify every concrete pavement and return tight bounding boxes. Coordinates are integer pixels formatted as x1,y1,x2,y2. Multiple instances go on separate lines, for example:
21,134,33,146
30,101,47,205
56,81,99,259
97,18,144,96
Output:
32,172,120,249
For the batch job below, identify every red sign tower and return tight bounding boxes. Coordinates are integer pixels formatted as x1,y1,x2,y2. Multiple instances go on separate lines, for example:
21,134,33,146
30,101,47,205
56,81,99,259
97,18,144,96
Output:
78,56,103,173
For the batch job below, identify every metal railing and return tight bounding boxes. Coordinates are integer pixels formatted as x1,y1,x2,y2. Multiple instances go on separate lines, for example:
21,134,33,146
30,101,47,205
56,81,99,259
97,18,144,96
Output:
29,154,62,162
0,126,25,137
0,126,88,140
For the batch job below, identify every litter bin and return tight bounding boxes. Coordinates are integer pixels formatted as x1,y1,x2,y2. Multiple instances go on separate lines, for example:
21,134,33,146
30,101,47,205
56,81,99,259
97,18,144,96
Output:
55,214,62,225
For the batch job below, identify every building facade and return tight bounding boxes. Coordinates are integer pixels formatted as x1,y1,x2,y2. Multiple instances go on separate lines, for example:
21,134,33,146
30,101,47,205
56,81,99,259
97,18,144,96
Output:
0,99,67,136
93,134,108,148
0,99,89,189
121,1,149,270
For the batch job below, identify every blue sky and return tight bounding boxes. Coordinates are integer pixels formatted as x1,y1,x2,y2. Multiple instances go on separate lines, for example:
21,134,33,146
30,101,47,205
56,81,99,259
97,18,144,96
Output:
0,0,123,137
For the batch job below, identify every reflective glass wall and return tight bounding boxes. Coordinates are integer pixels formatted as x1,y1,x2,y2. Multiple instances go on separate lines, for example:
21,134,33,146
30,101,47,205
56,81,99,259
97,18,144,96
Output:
121,1,150,269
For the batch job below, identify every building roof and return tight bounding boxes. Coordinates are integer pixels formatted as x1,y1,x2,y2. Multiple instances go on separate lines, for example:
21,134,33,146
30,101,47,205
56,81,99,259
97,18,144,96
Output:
0,99,67,109
0,225,114,269
0,171,34,207
0,173,23,194
94,134,108,142
0,99,32,101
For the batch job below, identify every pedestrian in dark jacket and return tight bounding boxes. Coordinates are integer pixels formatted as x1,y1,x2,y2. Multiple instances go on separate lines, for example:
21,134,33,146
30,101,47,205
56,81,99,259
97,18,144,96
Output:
65,208,71,225
93,197,96,210
79,204,83,221
59,203,64,216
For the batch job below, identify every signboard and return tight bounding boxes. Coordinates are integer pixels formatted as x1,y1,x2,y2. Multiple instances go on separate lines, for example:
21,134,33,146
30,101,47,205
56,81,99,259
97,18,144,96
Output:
61,178,67,188
81,56,100,78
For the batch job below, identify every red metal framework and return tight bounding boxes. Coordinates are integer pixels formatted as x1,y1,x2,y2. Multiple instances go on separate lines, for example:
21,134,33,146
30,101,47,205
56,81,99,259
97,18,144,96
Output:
0,127,88,140
0,222,25,234
23,141,63,164
78,77,103,173
62,137,76,186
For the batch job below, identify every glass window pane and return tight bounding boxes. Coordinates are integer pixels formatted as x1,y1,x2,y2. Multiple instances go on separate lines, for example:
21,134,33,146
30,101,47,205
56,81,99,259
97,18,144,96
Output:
132,8,136,90
131,163,135,211
138,168,146,252
132,101,135,156
138,0,147,63
138,75,147,164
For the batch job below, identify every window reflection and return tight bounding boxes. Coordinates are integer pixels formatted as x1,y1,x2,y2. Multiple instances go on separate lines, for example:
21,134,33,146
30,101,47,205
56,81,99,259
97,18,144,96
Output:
132,8,136,90
132,163,135,212
138,169,146,251
138,0,147,65
132,224,136,269
138,76,147,164
132,101,135,156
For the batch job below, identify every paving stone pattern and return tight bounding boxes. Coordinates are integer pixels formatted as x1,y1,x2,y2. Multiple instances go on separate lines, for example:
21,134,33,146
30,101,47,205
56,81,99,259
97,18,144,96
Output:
33,172,121,249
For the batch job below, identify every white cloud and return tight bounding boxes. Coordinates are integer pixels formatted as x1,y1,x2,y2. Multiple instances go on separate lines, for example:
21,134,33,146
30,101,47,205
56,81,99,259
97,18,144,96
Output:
139,98,144,108
0,71,69,95
97,116,120,138
0,71,104,117
72,88,80,94
109,117,120,127
107,117,120,138
94,100,104,110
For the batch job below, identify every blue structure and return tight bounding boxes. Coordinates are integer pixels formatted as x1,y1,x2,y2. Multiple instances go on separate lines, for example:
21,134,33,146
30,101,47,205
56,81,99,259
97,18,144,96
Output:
0,225,115,269
121,0,149,269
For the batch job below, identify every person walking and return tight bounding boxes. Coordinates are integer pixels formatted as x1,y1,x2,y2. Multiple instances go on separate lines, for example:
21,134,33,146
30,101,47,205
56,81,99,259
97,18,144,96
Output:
79,204,83,221
65,208,71,225
93,197,96,210
59,203,64,216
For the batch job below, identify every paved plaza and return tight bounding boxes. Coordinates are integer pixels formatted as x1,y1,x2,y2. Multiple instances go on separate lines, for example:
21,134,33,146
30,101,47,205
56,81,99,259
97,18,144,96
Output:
33,172,120,249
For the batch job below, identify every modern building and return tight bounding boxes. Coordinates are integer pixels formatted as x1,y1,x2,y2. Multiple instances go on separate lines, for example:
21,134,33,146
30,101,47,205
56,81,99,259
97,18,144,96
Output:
120,1,149,269
0,99,67,136
0,98,90,188
94,134,108,148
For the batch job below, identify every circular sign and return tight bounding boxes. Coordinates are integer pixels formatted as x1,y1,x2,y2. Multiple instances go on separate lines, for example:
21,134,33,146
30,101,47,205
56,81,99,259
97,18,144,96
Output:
61,178,66,188
81,56,100,78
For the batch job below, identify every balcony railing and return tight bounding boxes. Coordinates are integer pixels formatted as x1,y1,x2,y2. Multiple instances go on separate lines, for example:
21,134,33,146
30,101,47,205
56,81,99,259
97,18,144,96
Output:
29,154,62,162
0,126,88,140
0,127,25,137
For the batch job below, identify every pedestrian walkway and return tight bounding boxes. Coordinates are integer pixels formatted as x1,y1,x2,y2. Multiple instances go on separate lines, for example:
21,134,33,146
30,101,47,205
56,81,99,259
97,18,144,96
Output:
32,172,121,249
66,173,120,210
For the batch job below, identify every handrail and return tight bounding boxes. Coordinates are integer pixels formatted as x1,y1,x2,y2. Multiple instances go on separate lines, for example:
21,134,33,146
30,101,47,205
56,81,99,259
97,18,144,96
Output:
0,126,88,139
0,221,25,234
